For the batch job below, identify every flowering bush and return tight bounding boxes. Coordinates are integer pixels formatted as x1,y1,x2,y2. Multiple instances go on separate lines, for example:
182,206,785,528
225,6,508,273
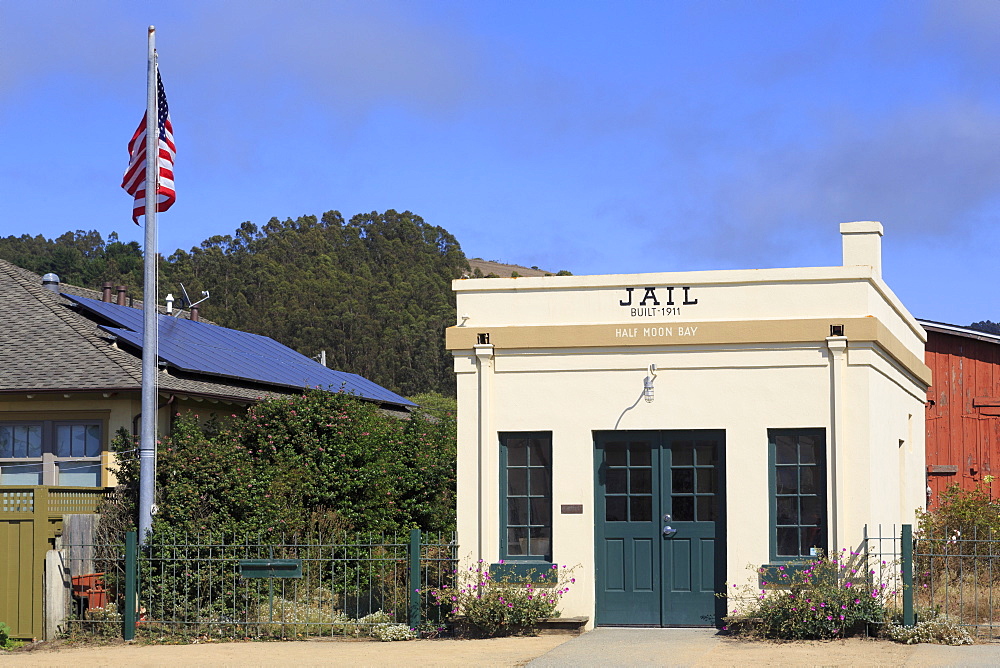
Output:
371,623,418,642
883,608,973,645
423,561,576,637
722,550,891,639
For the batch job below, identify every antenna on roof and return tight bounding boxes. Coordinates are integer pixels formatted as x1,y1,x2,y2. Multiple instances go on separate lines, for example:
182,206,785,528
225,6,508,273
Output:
175,283,211,317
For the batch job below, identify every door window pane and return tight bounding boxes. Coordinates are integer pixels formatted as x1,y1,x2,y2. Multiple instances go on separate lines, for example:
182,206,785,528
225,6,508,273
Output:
629,442,651,466
696,468,716,493
630,468,652,494
696,496,717,522
672,469,694,493
695,443,717,465
606,496,627,522
630,495,652,522
672,495,694,521
606,443,627,466
606,469,627,494
672,444,693,466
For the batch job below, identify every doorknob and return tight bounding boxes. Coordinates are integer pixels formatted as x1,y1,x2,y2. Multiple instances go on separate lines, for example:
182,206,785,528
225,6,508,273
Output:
662,525,677,538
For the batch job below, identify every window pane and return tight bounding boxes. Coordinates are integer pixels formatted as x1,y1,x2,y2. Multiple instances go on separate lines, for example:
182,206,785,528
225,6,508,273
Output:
507,441,527,466
801,527,824,555
507,527,527,555
630,468,652,494
1,462,43,485
672,496,694,521
530,498,552,525
775,437,796,464
0,426,12,458
13,426,42,458
528,438,551,468
606,496,627,522
85,425,101,457
606,469,627,494
776,497,797,525
508,498,529,525
529,526,552,558
630,495,652,522
672,444,693,466
799,467,819,494
776,528,799,556
799,440,817,465
508,469,528,495
696,468,716,493
629,442,651,466
529,470,551,496
56,425,72,457
695,442,717,465
801,496,823,525
672,469,694,493
775,467,798,494
696,496,717,522
58,462,101,487
605,443,627,466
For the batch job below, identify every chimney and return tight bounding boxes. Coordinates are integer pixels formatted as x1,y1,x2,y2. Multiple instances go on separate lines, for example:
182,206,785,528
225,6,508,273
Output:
840,221,883,277
116,285,127,306
41,273,60,293
102,282,113,302
190,305,200,322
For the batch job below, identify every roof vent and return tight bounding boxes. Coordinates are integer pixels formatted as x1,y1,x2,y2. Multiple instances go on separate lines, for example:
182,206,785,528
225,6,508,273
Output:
41,273,60,292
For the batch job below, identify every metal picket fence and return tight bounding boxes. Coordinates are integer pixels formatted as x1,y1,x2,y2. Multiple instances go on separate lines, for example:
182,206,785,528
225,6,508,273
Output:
863,524,1000,640
64,529,457,640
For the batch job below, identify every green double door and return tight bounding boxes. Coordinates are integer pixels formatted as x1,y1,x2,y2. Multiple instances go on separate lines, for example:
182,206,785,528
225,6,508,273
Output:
594,430,725,626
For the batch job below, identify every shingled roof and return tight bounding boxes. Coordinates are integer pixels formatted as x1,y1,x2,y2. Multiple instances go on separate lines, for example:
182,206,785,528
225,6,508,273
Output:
0,259,406,406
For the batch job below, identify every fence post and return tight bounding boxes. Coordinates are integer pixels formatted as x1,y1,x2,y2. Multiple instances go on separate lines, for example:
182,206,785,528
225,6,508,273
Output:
901,524,914,627
123,530,137,640
409,528,421,631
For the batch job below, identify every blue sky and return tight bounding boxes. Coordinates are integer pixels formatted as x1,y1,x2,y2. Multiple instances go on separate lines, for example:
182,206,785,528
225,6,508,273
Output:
2,0,999,325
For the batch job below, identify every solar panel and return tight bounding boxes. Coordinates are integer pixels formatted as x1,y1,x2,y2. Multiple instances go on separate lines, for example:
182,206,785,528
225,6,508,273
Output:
66,294,414,407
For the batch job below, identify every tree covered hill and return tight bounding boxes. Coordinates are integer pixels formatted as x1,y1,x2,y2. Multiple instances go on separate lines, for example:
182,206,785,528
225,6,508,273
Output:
0,210,467,396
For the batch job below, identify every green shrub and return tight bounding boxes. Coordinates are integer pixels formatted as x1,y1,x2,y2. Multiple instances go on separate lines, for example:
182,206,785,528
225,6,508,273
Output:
424,561,575,637
722,551,891,640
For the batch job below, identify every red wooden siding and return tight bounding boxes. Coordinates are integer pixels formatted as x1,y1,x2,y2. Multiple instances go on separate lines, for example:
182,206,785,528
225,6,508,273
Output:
925,328,1000,503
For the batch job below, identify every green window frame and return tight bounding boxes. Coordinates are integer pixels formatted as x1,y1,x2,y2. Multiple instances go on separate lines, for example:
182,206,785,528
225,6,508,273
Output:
499,432,552,562
768,429,827,561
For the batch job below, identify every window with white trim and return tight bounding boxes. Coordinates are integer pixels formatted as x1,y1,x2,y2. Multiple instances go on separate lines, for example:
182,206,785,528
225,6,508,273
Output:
0,421,104,486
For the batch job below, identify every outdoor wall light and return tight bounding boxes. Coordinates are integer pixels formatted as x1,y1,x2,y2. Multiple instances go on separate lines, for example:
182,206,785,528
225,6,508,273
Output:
643,363,657,403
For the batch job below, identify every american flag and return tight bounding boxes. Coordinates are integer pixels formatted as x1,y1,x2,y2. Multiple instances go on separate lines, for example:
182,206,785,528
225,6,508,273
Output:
122,66,175,224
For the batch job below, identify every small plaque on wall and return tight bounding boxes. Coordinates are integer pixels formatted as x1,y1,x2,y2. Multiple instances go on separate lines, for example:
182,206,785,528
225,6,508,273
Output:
561,504,583,514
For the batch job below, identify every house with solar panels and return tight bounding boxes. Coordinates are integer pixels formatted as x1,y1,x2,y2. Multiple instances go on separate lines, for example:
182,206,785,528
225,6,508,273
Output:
0,257,414,490
0,257,414,639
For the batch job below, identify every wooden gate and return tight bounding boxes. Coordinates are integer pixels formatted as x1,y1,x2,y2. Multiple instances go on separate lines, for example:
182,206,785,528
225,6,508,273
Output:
0,487,106,639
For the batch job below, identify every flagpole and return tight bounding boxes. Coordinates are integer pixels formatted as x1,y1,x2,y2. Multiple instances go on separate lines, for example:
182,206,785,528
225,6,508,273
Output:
139,25,159,541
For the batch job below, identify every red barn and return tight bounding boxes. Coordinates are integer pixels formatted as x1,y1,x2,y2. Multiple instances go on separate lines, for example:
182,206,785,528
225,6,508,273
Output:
921,320,1000,504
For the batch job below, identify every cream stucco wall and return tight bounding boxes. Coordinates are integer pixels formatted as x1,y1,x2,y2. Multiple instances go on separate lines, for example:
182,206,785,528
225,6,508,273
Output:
449,223,928,626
